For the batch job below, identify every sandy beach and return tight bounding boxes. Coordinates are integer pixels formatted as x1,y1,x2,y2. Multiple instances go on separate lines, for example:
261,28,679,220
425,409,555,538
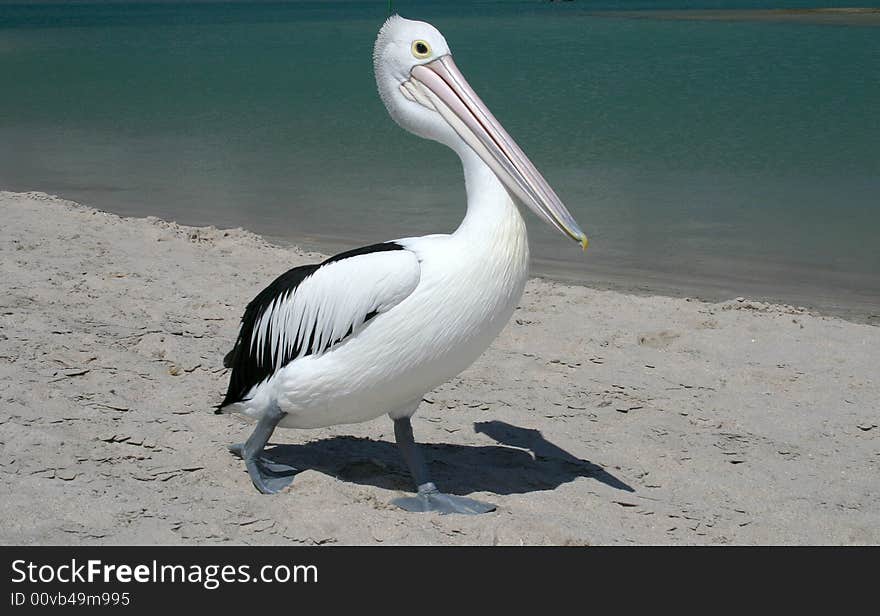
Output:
1,190,878,545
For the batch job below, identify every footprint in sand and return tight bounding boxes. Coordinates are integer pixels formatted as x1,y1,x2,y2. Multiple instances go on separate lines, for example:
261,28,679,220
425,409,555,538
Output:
637,330,681,349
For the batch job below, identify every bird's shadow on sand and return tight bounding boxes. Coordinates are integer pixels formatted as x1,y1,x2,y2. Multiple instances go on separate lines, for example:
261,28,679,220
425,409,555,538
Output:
261,420,633,496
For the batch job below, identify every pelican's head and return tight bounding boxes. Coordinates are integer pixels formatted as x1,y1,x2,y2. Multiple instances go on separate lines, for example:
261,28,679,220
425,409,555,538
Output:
373,15,588,250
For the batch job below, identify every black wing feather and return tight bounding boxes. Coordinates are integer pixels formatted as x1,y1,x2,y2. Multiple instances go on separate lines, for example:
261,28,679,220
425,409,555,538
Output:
217,242,404,410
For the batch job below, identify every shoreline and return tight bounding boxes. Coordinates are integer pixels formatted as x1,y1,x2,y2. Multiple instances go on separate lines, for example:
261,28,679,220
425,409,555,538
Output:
6,186,877,325
2,175,877,323
2,189,878,545
232,217,880,327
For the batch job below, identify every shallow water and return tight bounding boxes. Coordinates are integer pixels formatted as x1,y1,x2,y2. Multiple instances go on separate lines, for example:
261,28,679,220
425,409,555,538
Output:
1,1,878,318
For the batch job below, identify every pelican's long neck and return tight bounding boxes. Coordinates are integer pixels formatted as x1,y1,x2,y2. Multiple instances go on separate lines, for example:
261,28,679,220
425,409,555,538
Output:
447,144,529,333
453,146,527,247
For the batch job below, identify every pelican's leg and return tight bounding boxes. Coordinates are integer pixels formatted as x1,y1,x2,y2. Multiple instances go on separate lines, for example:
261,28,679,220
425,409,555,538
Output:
391,417,495,515
228,404,297,494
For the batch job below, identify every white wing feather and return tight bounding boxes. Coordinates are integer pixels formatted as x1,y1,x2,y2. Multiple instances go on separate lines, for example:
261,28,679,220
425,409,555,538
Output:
250,250,420,368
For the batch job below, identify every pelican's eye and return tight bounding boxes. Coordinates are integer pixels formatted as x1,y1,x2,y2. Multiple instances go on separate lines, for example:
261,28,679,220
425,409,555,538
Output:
411,40,431,59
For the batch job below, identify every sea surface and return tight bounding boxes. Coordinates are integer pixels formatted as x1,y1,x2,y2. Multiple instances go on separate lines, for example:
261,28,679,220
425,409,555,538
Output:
1,1,878,319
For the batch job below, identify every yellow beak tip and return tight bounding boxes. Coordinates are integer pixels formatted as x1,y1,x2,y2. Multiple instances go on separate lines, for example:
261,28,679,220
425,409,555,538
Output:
580,235,589,252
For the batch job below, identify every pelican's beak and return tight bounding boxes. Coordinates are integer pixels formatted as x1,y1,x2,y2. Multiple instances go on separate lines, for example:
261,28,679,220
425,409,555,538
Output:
402,55,588,251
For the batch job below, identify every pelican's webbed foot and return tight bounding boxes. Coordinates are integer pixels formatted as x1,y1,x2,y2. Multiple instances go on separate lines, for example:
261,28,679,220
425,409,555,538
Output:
227,404,297,494
392,416,496,515
228,444,297,494
393,482,495,515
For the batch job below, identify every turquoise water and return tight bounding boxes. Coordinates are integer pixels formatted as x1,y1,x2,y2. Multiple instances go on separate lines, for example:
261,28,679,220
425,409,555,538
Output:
1,2,879,317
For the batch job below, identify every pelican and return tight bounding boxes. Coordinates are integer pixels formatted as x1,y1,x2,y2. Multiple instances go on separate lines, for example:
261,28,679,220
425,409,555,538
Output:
217,15,587,514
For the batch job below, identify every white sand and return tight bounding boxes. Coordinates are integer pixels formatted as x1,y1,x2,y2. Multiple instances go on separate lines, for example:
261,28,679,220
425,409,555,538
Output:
1,190,878,545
